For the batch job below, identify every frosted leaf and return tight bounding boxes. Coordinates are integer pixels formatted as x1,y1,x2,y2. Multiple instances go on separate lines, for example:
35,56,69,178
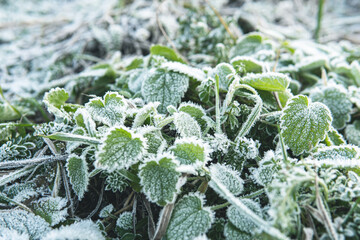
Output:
209,164,244,196
33,196,68,226
43,87,70,120
308,146,360,167
230,56,263,73
132,102,160,128
4,182,38,203
351,61,360,86
0,228,29,240
95,127,146,171
251,151,279,186
116,212,133,230
166,193,214,240
0,209,50,239
207,133,232,155
74,108,97,137
99,204,114,218
104,171,128,193
141,68,189,113
280,95,332,155
296,56,328,71
224,222,252,240
229,33,273,59
241,72,290,92
43,220,104,240
128,69,149,93
173,112,201,138
345,120,360,146
209,63,236,90
227,199,262,234
139,154,181,206
310,84,352,129
178,102,207,130
234,137,260,160
141,127,167,154
66,154,89,200
85,92,127,126
348,86,360,109
327,127,346,146
169,138,210,167
151,45,186,64
161,61,206,81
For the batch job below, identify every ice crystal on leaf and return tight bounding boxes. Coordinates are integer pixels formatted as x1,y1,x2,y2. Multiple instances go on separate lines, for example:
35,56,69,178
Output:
224,222,252,240
0,209,50,239
66,154,89,199
173,112,202,138
116,212,133,230
104,171,128,193
229,33,273,59
241,72,290,92
234,137,259,160
74,108,97,137
209,164,244,196
85,92,128,127
33,197,68,226
230,56,263,73
310,84,352,129
139,153,181,206
141,68,189,113
132,102,160,128
178,102,207,130
99,204,114,218
43,220,104,240
95,127,146,171
345,120,360,146
140,126,167,154
210,63,236,90
227,199,262,234
280,95,332,155
166,193,214,240
169,138,210,167
161,61,206,82
43,87,70,121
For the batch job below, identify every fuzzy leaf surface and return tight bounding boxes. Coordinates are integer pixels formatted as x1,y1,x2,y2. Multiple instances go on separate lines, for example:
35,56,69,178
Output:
280,95,332,155
166,194,213,240
241,73,290,92
169,138,209,166
209,164,244,196
33,197,68,226
173,112,201,138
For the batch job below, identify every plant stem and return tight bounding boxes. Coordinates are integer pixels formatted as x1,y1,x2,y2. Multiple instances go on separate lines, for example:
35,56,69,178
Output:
278,126,289,164
314,0,325,41
215,75,221,134
342,197,360,226
0,154,68,169
211,202,230,211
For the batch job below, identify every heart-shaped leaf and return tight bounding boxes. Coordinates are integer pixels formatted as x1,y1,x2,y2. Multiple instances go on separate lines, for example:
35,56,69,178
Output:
280,95,332,155
95,127,146,171
166,193,214,240
139,154,181,206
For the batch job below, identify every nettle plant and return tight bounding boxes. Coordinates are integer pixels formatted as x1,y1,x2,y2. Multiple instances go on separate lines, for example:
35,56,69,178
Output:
1,9,360,240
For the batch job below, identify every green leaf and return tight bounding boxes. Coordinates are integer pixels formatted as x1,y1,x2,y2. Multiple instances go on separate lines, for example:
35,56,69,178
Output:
43,87,70,120
166,193,214,240
95,127,146,171
0,209,50,239
169,138,210,167
139,154,181,206
224,222,252,240
280,95,332,155
209,164,244,196
230,56,263,73
351,61,360,87
116,212,133,230
229,33,273,59
227,199,262,234
310,84,352,129
296,56,328,72
161,62,206,82
178,102,207,129
33,197,68,226
141,127,167,154
74,108,97,137
345,120,360,146
141,69,189,113
211,63,236,90
241,73,290,92
85,91,127,126
150,45,186,63
42,132,101,145
132,102,160,128
327,127,345,146
173,112,201,138
66,154,89,199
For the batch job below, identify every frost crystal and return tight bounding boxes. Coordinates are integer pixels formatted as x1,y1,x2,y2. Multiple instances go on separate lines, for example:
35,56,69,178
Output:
104,171,128,193
173,112,202,138
234,137,260,160
33,197,68,226
241,72,290,92
66,154,89,199
207,133,232,155
99,204,114,218
116,212,133,230
224,222,252,240
345,120,360,146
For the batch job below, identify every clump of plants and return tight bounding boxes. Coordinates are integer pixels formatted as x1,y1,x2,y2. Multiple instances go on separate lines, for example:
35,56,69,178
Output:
1,2,360,240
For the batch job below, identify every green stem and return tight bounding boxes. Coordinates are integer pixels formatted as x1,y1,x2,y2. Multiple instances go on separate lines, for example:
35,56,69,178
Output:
215,75,221,134
278,126,289,164
197,180,209,194
314,0,325,41
210,202,231,211
342,197,360,226
156,116,175,128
